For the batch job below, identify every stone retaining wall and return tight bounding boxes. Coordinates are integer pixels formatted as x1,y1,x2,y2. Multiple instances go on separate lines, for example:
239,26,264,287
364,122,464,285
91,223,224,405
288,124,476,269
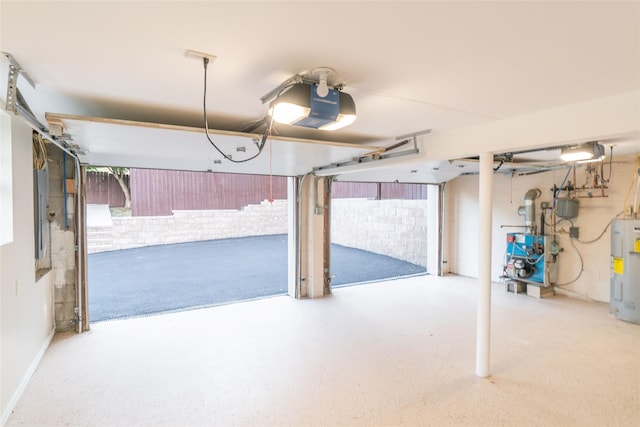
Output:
331,198,428,267
88,198,429,267
102,200,288,252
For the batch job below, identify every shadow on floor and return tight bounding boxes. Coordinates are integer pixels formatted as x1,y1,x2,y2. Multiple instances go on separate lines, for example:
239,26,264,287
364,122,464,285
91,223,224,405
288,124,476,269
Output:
88,234,427,322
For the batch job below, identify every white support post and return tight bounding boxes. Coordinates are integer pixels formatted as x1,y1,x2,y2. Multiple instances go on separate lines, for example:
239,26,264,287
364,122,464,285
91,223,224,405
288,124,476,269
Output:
426,184,440,274
476,151,493,378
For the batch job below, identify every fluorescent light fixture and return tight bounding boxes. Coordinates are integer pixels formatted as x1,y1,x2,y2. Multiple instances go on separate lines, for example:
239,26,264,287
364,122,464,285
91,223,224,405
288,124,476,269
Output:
577,142,606,163
269,83,356,131
560,141,603,162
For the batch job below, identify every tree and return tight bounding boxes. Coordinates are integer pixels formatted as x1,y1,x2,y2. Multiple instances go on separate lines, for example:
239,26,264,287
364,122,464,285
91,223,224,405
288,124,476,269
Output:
87,166,131,209
107,167,131,209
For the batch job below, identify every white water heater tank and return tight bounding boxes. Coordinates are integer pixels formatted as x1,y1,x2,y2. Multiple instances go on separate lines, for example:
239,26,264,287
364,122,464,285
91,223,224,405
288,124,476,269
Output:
610,219,640,324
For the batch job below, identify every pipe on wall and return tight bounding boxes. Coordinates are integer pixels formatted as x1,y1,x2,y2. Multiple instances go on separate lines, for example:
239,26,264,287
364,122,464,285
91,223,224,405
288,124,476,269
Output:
74,160,85,332
438,182,446,277
295,173,311,299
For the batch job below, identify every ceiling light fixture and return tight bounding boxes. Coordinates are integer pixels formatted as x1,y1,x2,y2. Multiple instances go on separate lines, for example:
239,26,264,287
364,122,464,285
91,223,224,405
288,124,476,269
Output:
577,142,606,163
265,68,356,131
560,141,603,162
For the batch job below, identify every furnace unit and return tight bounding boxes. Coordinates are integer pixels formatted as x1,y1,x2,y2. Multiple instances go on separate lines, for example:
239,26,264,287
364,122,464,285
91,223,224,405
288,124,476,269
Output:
504,233,558,297
502,188,558,298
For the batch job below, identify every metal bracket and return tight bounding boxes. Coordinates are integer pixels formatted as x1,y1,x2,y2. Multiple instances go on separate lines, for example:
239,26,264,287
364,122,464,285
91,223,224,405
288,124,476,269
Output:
311,130,428,176
2,52,36,113
312,146,420,176
396,128,431,151
260,71,347,105
260,74,305,104
395,128,432,141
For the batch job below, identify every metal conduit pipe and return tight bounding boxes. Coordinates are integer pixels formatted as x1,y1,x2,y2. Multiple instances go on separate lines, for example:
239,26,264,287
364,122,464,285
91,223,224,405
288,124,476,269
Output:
439,182,446,277
74,157,84,332
296,173,312,299
518,188,541,235
634,171,640,219
63,152,68,228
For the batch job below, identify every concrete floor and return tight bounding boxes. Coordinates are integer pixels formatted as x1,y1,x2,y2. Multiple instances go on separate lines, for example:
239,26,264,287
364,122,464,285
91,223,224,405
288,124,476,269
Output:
7,275,640,426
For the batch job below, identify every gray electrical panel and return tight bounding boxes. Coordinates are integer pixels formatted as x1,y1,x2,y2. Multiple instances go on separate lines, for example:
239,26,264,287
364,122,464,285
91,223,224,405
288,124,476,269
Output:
610,219,640,324
33,167,49,259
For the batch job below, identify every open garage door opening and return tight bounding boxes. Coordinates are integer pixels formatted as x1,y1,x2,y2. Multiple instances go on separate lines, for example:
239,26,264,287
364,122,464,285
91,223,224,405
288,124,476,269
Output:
85,169,433,323
330,181,430,288
86,167,290,322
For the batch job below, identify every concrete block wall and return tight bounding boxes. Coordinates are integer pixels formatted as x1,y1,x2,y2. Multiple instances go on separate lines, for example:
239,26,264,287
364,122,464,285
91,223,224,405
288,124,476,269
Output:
46,147,78,332
331,198,428,267
88,198,429,268
99,200,288,252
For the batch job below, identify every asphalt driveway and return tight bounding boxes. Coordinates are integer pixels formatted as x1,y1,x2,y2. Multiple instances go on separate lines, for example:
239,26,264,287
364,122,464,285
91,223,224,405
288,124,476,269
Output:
88,234,426,322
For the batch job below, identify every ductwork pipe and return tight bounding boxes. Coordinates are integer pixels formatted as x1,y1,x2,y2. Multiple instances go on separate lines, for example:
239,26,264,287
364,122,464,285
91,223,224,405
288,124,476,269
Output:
518,188,542,234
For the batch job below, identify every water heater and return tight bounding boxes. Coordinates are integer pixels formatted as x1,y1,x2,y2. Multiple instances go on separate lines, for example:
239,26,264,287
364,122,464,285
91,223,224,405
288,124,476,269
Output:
610,219,640,324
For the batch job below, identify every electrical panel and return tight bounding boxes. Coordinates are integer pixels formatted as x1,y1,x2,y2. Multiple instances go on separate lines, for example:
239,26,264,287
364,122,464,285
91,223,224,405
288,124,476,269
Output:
33,167,49,259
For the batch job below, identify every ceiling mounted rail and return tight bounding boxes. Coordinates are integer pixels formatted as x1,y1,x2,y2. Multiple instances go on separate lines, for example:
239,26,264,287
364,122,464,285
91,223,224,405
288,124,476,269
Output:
2,52,36,114
312,129,430,177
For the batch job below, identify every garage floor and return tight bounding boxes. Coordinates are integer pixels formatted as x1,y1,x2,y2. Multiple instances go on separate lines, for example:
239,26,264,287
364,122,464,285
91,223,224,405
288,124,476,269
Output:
8,275,639,426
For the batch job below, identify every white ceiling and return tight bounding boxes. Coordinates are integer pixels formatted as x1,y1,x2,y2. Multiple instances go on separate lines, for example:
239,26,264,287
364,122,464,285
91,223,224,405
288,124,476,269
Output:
1,1,639,181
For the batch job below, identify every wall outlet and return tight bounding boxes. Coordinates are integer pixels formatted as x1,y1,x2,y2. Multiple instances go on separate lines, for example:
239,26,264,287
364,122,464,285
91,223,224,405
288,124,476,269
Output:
624,205,633,217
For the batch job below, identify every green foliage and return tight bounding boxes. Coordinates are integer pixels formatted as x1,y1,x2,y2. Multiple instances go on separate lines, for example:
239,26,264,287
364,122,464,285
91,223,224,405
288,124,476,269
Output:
87,166,131,208
86,166,129,176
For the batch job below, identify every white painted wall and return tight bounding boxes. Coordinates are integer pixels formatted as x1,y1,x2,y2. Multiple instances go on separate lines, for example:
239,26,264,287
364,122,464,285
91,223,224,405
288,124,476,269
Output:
0,112,13,245
1,115,55,424
445,150,640,302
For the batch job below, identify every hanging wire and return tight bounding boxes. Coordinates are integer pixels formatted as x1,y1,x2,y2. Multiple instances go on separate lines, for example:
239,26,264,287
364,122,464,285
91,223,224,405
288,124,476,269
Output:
268,118,274,203
509,164,514,204
32,131,47,170
622,153,640,214
555,237,584,287
575,211,624,244
604,145,613,182
201,57,267,163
